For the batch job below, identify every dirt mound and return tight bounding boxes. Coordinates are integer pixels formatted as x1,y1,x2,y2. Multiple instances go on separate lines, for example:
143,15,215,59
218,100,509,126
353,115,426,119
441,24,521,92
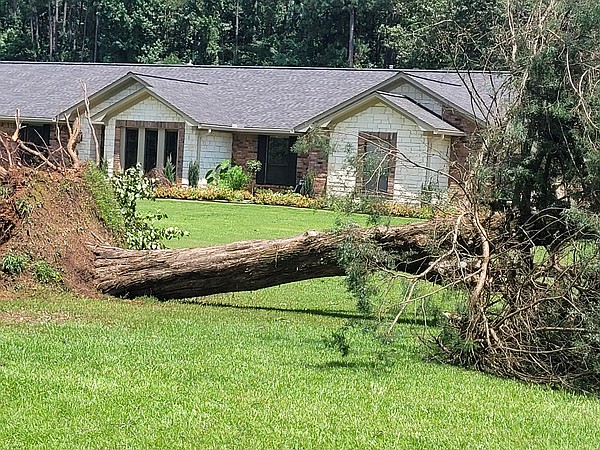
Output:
0,168,117,297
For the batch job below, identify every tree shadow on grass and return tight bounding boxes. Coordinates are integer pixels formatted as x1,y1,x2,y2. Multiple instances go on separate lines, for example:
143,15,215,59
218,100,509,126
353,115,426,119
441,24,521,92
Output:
309,360,377,370
173,298,434,326
173,298,368,321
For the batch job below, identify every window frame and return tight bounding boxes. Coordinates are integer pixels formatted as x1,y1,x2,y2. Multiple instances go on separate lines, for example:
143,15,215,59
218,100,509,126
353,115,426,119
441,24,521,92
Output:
357,131,397,195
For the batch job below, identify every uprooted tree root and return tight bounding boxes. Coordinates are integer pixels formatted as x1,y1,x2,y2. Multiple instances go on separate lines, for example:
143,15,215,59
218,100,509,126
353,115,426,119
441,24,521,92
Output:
0,167,116,297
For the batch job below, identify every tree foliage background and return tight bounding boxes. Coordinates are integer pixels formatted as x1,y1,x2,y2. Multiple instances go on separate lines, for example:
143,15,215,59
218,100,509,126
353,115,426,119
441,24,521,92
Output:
0,0,505,69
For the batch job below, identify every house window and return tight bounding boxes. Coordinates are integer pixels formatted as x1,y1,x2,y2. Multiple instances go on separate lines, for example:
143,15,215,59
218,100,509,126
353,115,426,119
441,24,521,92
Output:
164,130,178,166
122,127,180,172
257,135,297,186
358,132,397,194
23,124,51,147
124,128,139,170
144,129,158,172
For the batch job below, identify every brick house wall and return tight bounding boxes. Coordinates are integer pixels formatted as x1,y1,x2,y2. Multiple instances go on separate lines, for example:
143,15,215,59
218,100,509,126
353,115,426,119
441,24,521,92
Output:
232,132,328,195
1,120,73,152
442,106,481,192
232,133,258,168
295,148,327,195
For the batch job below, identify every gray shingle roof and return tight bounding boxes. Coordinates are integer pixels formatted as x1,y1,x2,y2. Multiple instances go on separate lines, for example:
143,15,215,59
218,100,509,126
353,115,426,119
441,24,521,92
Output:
0,62,398,129
377,92,463,134
401,70,508,122
0,62,506,129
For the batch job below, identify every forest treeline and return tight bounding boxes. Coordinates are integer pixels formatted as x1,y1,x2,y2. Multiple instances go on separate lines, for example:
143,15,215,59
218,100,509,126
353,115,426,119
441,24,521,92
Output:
0,0,504,69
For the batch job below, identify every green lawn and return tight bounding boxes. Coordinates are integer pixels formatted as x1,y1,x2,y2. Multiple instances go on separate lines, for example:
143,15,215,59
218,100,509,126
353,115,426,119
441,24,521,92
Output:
140,199,412,247
1,200,599,449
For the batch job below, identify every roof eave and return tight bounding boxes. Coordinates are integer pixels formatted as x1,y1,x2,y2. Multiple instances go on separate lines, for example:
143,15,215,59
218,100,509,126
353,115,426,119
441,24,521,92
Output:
0,115,56,123
198,124,297,135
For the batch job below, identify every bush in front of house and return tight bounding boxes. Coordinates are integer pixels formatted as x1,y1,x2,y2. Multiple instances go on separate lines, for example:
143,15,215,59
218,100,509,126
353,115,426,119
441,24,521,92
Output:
154,185,436,218
155,185,252,202
252,189,325,209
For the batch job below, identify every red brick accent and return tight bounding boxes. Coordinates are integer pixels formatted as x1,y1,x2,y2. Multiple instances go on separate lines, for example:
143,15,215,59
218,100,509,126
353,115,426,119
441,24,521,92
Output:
442,107,482,192
296,149,328,195
232,132,328,195
232,133,258,167
2,121,77,151
0,122,16,136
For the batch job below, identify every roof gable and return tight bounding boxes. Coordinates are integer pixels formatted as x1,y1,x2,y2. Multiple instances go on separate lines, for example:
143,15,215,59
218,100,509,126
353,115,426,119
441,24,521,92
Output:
398,70,509,123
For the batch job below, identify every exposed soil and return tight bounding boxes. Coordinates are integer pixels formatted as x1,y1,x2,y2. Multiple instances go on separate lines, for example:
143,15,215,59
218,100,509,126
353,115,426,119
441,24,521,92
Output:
0,168,116,297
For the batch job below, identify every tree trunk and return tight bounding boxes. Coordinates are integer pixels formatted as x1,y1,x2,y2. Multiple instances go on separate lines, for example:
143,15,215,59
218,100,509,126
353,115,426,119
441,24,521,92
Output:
93,221,447,300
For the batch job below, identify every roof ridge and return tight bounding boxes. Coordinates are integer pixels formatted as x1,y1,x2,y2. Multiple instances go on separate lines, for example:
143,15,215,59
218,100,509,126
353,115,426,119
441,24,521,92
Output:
0,61,401,73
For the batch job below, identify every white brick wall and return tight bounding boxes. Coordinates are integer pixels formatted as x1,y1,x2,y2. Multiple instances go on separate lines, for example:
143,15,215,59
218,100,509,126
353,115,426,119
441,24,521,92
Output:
193,130,233,183
90,82,144,116
387,81,442,115
78,117,98,162
98,95,234,184
104,96,186,176
426,136,450,190
78,82,145,162
328,101,448,202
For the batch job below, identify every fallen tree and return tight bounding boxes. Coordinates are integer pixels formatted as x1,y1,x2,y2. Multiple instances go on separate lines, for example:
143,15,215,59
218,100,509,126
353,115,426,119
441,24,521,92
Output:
93,220,461,299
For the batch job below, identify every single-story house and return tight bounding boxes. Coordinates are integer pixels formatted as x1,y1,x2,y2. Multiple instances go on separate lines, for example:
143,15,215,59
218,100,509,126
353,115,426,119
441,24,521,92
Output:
0,62,506,201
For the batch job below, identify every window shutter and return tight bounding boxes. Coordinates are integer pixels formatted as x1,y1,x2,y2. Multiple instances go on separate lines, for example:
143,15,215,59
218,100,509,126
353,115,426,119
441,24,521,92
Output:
257,135,268,184
288,136,298,186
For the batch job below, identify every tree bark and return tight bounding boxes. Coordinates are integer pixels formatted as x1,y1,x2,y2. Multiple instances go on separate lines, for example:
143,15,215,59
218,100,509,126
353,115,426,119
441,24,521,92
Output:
93,221,448,300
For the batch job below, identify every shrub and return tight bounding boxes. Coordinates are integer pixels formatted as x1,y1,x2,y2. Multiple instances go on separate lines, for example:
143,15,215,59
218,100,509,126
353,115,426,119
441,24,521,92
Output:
188,160,200,187
164,157,176,184
112,165,187,250
157,185,251,202
299,171,315,197
154,185,434,219
245,159,262,175
1,252,29,275
253,189,325,209
220,165,250,190
32,260,62,284
205,159,231,185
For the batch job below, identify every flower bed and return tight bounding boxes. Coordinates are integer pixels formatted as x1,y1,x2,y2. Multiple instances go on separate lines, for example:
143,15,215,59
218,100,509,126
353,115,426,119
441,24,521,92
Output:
154,186,435,219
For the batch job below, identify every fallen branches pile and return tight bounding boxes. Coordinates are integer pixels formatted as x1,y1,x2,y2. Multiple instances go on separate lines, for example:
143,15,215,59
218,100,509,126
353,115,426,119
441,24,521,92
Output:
0,112,80,176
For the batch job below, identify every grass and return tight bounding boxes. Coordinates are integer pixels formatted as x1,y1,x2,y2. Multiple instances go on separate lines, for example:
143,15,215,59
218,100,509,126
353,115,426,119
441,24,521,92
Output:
1,200,600,449
139,199,413,247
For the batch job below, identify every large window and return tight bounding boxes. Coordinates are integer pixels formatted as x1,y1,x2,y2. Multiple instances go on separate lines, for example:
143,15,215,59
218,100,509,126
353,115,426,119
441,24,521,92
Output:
257,135,297,186
124,128,139,169
358,132,397,194
122,127,179,172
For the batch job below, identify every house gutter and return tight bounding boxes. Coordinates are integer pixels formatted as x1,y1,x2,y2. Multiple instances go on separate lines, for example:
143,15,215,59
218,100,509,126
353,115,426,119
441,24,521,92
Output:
197,124,299,135
0,115,56,123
